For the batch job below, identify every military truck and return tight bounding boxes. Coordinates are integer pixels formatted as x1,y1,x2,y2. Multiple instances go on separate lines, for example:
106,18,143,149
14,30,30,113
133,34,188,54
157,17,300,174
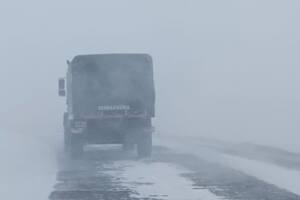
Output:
58,54,155,158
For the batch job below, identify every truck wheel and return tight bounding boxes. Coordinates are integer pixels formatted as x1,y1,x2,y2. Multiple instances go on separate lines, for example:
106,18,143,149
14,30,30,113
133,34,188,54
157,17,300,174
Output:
63,113,69,152
64,130,70,152
69,136,84,159
137,132,152,158
122,134,135,151
123,142,135,151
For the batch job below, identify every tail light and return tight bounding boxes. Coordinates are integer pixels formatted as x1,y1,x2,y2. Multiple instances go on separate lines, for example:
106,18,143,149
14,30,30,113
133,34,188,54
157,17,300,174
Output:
72,120,87,128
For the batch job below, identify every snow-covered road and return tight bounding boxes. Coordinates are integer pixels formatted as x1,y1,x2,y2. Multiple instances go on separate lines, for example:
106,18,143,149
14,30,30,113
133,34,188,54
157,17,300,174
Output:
102,161,220,200
49,142,300,200
156,134,300,196
3,130,300,200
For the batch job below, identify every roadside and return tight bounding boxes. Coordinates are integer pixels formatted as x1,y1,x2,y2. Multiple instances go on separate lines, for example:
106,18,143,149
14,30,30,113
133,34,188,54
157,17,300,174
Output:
162,134,300,170
0,130,57,200
155,134,300,196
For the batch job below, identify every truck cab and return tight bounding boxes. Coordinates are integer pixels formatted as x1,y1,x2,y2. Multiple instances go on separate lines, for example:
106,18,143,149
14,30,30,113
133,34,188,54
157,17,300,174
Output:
59,54,155,158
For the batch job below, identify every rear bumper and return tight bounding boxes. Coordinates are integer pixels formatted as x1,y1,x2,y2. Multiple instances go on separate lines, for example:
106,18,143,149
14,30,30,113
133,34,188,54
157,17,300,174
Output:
67,117,154,144
76,110,150,120
70,127,85,135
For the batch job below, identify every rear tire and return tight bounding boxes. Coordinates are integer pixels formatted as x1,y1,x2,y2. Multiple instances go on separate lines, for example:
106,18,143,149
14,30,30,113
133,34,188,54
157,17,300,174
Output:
137,132,152,157
69,135,84,159
122,134,135,151
122,142,135,151
64,130,70,152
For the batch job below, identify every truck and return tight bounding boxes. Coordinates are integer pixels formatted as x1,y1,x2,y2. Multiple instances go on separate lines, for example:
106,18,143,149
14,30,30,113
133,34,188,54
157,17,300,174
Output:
58,54,155,158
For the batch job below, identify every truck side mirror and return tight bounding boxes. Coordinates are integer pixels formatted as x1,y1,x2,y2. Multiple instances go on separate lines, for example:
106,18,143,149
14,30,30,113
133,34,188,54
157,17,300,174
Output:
58,78,66,97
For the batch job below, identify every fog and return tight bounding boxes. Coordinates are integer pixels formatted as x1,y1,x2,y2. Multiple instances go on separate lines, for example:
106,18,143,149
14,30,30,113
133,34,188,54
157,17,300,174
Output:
1,0,300,198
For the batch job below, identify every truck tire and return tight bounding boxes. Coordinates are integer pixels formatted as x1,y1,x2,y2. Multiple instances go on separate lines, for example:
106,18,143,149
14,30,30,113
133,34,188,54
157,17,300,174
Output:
69,136,84,159
63,113,70,152
64,130,70,152
122,134,135,151
137,132,152,157
122,142,135,151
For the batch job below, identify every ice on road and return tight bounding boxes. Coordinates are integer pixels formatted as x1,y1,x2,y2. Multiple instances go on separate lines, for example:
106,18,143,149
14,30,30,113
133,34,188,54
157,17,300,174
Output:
103,160,220,200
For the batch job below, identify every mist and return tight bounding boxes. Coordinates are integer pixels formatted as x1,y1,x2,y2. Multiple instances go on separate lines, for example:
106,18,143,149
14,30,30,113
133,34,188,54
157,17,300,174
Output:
1,0,300,149
1,0,300,199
